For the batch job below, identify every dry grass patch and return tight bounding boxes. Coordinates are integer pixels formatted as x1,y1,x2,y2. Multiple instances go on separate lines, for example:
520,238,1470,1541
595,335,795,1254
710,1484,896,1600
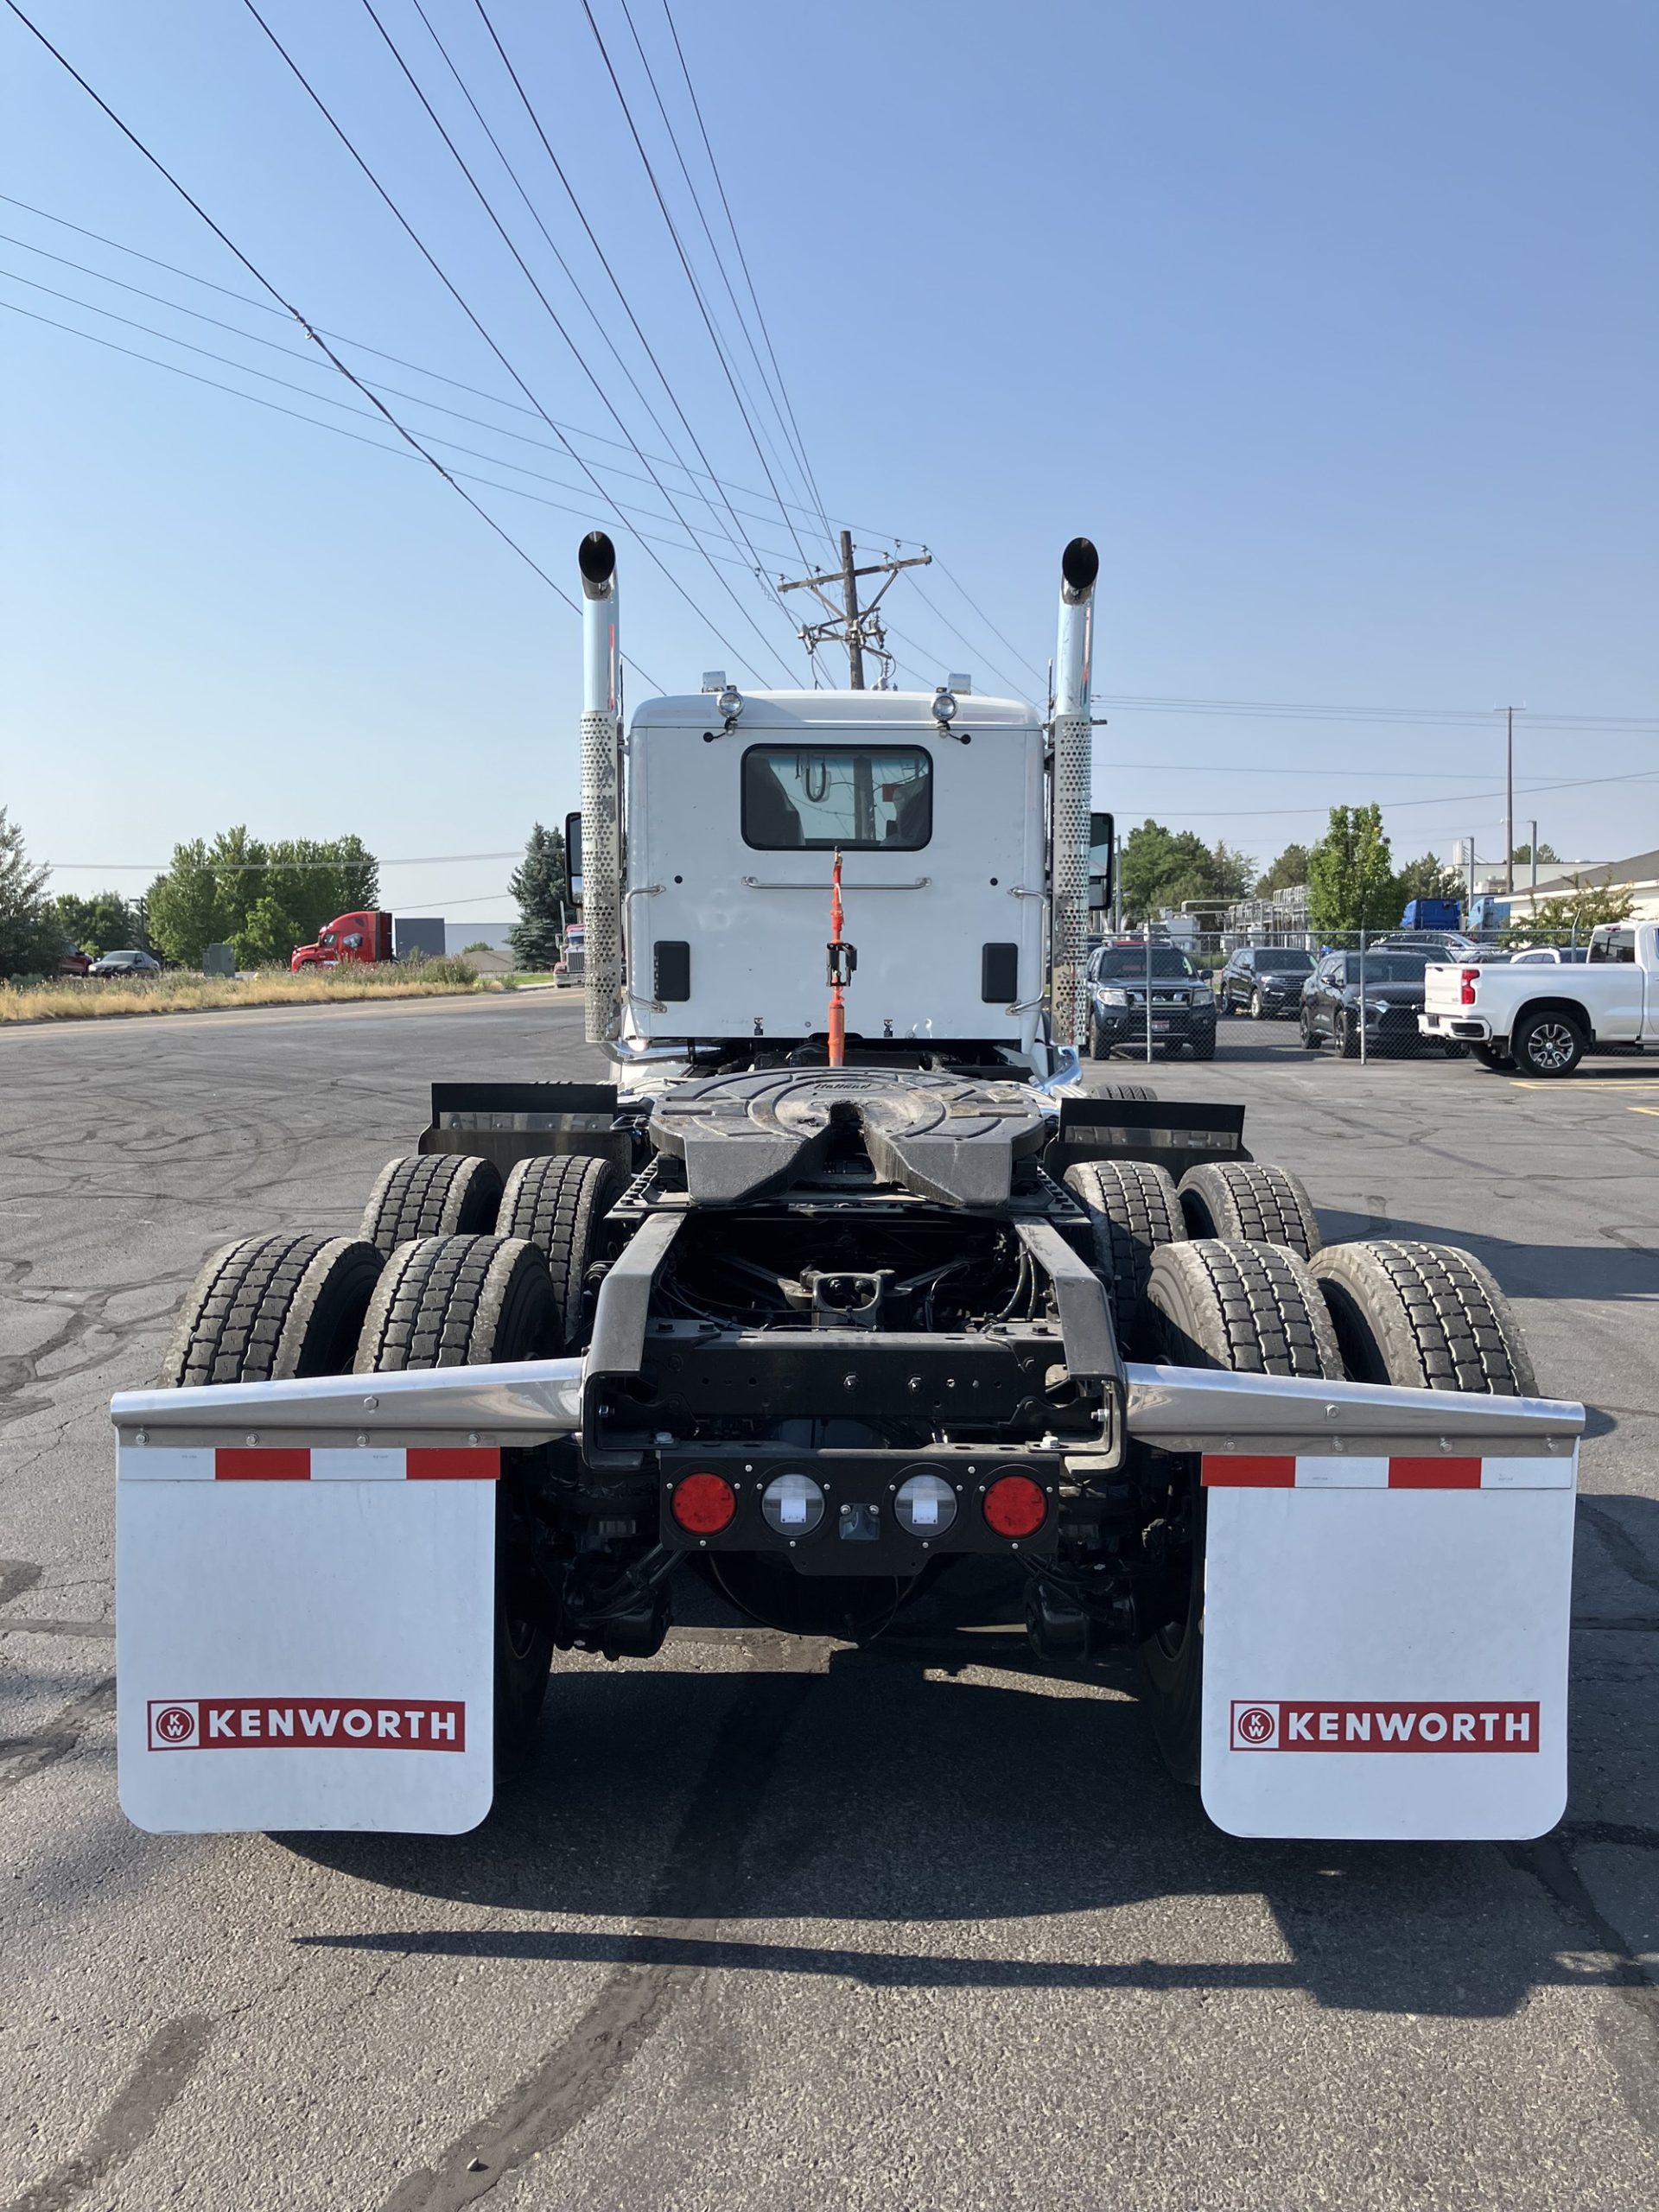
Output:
0,967,507,1024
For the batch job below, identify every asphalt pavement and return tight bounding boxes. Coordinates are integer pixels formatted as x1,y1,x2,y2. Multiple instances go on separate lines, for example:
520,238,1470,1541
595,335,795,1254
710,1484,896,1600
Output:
2,993,1657,2211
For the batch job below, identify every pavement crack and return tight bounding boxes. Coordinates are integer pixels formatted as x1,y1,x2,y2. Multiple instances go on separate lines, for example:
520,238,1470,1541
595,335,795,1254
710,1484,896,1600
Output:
0,1560,44,1609
1504,1837,1659,2137
0,1678,116,1799
1580,1499,1659,1605
2,2014,211,2212
378,1649,820,2210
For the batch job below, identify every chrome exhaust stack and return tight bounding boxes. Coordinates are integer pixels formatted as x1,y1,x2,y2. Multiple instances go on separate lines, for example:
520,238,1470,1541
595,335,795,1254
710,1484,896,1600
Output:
579,531,623,1044
1050,537,1098,1053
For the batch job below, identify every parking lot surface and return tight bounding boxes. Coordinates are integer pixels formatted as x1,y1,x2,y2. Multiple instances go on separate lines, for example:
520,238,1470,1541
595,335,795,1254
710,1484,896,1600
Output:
2,994,1656,2210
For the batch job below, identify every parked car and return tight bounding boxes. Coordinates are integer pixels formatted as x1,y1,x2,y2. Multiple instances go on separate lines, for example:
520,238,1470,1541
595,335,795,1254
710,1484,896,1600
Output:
1507,944,1589,964
1300,949,1465,1058
57,949,92,977
1217,945,1316,1018
1084,939,1216,1059
88,949,161,976
1372,929,1478,963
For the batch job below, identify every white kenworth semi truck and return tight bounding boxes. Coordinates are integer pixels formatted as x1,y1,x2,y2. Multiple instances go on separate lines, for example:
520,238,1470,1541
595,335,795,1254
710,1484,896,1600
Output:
115,535,1583,1844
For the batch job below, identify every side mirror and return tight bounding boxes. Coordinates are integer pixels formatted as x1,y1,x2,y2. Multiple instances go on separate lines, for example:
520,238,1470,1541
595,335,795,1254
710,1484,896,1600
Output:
564,811,583,903
1088,810,1114,909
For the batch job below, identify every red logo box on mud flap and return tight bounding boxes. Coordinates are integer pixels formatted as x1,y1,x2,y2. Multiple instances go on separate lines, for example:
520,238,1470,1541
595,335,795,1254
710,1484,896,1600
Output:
147,1698,466,1751
1230,1700,1540,1753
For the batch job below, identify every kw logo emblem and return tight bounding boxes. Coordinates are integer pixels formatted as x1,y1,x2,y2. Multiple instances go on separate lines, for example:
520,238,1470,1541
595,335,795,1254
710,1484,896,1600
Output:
148,1698,466,1751
1230,1700,1540,1753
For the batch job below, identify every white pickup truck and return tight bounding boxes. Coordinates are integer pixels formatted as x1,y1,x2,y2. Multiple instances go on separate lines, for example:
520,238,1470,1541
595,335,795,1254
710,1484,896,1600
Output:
1421,921,1659,1075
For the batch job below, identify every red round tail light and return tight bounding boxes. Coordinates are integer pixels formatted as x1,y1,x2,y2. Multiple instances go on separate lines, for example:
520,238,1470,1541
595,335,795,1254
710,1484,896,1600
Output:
982,1473,1047,1539
670,1472,737,1535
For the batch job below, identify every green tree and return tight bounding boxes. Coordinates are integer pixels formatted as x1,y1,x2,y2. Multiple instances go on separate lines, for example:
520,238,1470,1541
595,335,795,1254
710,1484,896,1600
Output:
146,828,378,968
146,841,222,967
1118,822,1255,925
1394,852,1465,910
1507,878,1636,944
54,888,149,958
1254,842,1310,898
1306,804,1397,936
1510,841,1561,867
233,893,303,969
0,808,63,978
207,826,270,947
509,823,568,969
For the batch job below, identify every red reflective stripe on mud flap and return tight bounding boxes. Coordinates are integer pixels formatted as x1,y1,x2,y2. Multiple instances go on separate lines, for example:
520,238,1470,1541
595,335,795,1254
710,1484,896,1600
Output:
1389,1458,1482,1490
214,1448,311,1481
1202,1456,1296,1487
406,1449,500,1481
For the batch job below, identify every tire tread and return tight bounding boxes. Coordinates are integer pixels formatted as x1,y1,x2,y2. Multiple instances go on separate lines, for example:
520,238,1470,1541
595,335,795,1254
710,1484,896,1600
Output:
1178,1162,1323,1259
160,1232,383,1386
360,1154,502,1254
1063,1160,1185,1354
1312,1238,1536,1395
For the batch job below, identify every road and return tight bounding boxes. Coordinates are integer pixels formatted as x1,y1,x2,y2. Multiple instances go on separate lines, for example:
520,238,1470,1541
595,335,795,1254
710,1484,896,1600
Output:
3,993,1657,2211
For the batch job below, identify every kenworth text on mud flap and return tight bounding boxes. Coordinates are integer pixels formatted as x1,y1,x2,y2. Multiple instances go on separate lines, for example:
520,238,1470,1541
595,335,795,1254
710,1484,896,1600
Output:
114,534,1584,1843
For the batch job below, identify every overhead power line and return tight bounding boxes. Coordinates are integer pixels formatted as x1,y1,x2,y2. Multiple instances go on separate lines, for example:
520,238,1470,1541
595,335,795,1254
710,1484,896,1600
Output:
0,207,899,543
613,0,830,557
464,0,828,601
933,558,1048,688
578,0,817,575
0,0,670,672
400,0,776,601
660,0,835,556
1099,761,1659,822
247,0,786,684
0,296,814,577
901,571,1031,702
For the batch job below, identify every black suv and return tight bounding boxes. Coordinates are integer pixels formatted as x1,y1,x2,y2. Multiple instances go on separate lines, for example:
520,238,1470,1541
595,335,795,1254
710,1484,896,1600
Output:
1300,950,1465,1058
1217,945,1315,1019
1085,941,1217,1059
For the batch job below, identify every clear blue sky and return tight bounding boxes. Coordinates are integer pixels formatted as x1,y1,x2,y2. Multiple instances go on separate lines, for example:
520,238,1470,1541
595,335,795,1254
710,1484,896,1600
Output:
4,0,1655,922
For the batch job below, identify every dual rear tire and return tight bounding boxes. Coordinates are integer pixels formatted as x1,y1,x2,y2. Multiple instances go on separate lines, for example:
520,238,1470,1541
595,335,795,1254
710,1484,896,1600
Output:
158,1151,625,1780
1139,1230,1537,1783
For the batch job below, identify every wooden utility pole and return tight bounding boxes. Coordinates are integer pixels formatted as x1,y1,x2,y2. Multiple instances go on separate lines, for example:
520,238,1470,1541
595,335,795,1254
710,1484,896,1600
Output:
778,537,932,688
840,531,864,690
1498,705,1525,893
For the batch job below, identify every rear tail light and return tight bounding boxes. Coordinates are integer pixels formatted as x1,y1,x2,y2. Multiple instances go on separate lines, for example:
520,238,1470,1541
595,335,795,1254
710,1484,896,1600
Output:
982,1474,1047,1539
669,1472,737,1535
1459,968,1480,1006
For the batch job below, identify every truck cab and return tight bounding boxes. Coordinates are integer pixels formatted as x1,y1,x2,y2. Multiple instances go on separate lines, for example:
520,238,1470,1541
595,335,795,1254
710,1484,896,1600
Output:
289,911,393,973
620,690,1046,1058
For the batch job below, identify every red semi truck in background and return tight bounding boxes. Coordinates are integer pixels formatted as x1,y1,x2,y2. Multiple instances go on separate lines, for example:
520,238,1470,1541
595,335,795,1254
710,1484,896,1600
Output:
289,911,394,973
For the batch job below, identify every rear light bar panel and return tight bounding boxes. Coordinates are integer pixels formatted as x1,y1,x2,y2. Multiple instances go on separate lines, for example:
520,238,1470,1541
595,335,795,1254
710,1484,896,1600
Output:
658,1449,1061,1573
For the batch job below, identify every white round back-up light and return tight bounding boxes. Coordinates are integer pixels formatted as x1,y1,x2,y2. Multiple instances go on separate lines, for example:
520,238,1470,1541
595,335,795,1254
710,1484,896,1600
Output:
761,1471,825,1535
894,1471,957,1536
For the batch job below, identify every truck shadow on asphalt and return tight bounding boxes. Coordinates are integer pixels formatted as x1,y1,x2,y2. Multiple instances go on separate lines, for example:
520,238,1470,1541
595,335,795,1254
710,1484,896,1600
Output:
1314,1206,1659,1325
289,1599,1656,2024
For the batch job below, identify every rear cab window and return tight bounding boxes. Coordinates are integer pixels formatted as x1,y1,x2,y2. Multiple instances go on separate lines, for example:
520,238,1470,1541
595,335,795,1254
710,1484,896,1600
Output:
1589,929,1637,964
741,745,931,850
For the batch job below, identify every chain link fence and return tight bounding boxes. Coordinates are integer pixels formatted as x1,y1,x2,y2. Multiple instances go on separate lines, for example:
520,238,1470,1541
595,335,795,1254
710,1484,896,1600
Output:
1084,922,1595,1067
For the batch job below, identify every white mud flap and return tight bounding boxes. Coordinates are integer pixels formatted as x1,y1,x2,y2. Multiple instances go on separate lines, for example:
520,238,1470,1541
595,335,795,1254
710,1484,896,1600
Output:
1200,1449,1577,1840
118,1443,499,1835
